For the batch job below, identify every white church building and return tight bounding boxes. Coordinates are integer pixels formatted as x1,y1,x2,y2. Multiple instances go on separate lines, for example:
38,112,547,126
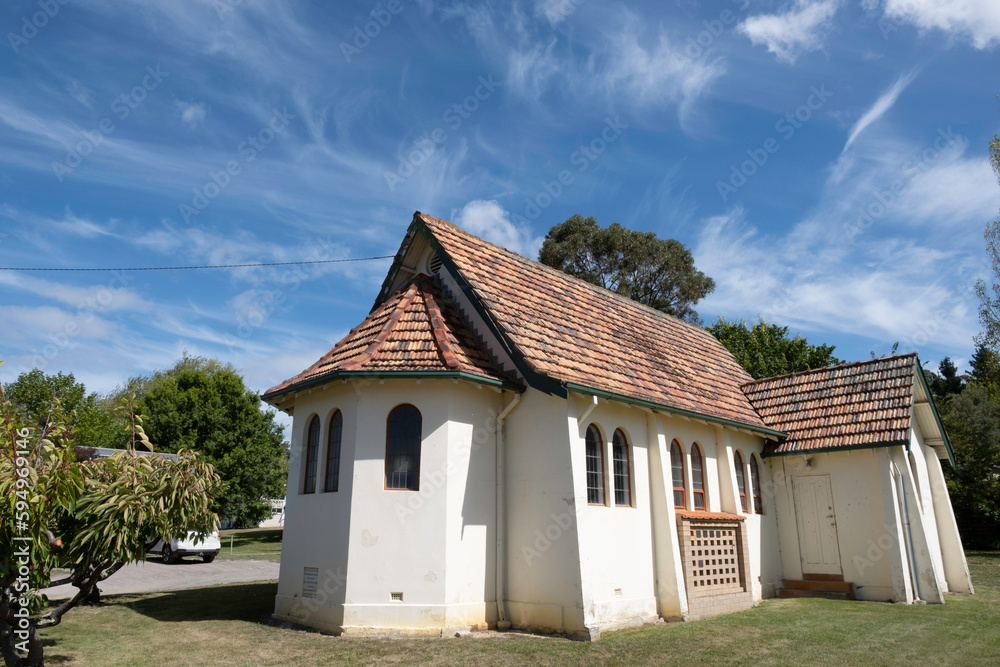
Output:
261,212,973,640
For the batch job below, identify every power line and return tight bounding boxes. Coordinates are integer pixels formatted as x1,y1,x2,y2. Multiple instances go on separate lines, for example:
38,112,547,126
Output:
0,256,396,272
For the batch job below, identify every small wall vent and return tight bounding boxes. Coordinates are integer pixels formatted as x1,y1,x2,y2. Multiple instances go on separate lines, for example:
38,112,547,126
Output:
391,592,404,602
428,255,443,274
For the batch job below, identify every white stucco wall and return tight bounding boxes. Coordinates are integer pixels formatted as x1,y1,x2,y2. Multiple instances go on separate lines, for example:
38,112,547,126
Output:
772,449,899,601
273,379,505,634
503,387,587,635
567,398,658,635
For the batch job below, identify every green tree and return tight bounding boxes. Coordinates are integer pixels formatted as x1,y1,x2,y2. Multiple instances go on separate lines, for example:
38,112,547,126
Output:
538,215,715,323
4,370,121,451
924,357,966,399
938,385,1000,549
707,317,842,380
1,365,219,667
134,357,287,528
969,343,1000,392
974,133,1000,347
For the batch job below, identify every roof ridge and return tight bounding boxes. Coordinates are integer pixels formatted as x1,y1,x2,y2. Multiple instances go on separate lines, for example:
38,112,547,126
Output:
340,280,420,371
743,352,918,389
416,212,722,344
414,274,463,371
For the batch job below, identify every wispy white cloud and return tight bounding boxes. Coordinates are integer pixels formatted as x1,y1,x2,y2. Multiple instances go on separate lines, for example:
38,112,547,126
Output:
694,130,998,355
0,273,151,313
843,68,920,152
451,200,543,259
175,100,207,126
738,0,841,64
878,0,1000,49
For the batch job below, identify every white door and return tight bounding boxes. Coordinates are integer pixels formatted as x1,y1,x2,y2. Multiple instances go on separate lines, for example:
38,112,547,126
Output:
792,475,842,576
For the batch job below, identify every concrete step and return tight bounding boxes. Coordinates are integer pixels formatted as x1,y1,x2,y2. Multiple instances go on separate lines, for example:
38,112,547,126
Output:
781,579,854,593
779,579,855,600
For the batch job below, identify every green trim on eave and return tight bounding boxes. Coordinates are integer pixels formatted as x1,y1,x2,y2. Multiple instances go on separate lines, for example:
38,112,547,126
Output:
412,218,567,399
564,382,788,440
762,439,910,459
371,222,420,313
914,357,957,467
261,370,522,402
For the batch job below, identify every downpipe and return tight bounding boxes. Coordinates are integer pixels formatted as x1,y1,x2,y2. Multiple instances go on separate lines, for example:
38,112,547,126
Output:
495,392,521,629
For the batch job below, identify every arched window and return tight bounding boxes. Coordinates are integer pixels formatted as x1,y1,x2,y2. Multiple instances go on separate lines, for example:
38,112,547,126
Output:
385,404,421,490
585,424,605,505
691,443,706,510
612,429,631,507
750,454,763,514
734,451,747,512
671,440,686,509
303,415,320,494
324,410,343,493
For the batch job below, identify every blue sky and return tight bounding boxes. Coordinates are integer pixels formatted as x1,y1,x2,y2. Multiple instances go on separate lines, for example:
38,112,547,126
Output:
1,0,999,427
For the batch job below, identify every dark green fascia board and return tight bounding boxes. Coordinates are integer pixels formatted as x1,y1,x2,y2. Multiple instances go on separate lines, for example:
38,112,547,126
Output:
262,370,523,403
564,382,788,441
371,221,420,313
913,357,956,467
409,218,567,399
762,439,909,459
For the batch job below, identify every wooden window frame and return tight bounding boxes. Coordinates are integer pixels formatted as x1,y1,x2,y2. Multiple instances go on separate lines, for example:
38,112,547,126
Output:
691,443,706,511
671,439,687,510
385,404,422,491
303,415,320,494
324,410,343,493
612,429,632,507
734,451,747,513
585,424,606,506
750,454,763,515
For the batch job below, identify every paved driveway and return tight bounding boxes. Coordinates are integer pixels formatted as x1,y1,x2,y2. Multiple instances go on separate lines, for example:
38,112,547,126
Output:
44,558,280,600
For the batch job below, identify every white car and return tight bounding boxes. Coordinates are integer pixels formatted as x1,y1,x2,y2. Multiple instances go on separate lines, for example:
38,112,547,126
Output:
151,531,221,564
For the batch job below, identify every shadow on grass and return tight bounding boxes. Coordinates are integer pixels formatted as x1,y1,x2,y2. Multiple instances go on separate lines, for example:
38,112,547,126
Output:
115,582,279,624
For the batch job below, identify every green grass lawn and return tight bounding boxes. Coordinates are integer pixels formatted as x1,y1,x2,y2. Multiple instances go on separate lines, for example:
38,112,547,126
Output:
42,552,1000,666
215,527,284,563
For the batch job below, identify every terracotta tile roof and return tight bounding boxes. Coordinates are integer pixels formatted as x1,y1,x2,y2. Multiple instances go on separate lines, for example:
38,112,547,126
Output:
414,213,771,432
742,354,918,455
263,274,510,398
